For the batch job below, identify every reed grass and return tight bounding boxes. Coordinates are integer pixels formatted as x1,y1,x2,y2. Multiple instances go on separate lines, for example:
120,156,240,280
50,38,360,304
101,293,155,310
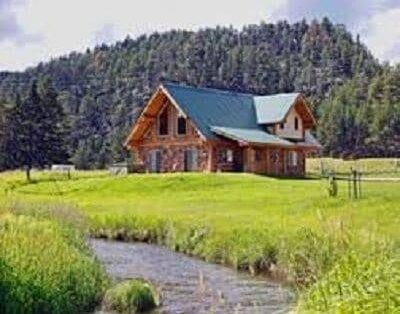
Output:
0,209,109,313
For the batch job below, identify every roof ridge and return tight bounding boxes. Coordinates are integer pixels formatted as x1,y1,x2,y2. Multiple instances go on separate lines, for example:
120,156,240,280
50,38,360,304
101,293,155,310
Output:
163,82,254,97
163,82,301,99
254,92,300,98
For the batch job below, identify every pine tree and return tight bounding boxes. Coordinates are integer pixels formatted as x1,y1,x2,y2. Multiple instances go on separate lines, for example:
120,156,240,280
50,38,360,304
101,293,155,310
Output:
4,79,68,181
4,83,43,180
0,102,9,170
38,77,69,164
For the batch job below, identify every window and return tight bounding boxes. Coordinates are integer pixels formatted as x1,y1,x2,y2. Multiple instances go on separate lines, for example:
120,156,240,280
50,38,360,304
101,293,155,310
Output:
177,116,187,135
279,123,284,129
184,149,198,171
254,149,262,162
270,150,279,163
294,117,299,130
287,151,298,167
226,149,233,163
219,148,234,163
158,106,169,135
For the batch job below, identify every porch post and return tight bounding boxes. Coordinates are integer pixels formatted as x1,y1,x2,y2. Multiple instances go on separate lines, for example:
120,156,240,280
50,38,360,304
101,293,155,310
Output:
207,143,214,172
243,147,252,172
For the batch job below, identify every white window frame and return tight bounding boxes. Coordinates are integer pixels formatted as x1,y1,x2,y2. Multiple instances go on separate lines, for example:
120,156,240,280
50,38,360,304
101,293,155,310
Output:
288,151,298,167
226,149,233,163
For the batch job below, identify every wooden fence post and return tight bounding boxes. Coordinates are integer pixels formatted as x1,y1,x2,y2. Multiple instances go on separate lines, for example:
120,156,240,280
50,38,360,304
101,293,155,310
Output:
348,171,351,199
353,169,358,199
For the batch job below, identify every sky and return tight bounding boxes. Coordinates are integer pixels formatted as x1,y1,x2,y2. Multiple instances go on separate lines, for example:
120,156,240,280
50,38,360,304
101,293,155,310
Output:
0,0,399,71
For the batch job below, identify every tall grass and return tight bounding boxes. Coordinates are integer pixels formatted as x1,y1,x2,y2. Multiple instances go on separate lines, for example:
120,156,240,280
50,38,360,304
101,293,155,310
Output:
0,210,109,313
299,248,400,313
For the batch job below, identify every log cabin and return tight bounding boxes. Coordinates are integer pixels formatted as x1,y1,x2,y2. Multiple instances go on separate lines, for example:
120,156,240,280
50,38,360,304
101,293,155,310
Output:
125,83,321,176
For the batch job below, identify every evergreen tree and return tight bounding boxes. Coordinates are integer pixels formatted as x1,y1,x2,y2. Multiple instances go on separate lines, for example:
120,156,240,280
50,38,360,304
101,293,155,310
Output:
38,77,69,164
4,82,43,180
0,102,9,170
4,79,68,180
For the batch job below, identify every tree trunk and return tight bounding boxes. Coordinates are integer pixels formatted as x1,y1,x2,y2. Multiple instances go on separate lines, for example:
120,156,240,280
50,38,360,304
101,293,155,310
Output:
26,166,31,182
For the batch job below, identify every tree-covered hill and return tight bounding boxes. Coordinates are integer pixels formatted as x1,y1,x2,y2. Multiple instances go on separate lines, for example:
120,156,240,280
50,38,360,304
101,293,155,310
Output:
0,18,397,169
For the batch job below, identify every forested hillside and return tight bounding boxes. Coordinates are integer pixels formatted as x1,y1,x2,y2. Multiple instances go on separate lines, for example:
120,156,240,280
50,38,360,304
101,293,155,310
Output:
319,65,400,157
0,18,398,169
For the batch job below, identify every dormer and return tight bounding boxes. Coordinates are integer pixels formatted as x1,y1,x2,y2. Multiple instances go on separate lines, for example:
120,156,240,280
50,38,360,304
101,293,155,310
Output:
254,93,316,140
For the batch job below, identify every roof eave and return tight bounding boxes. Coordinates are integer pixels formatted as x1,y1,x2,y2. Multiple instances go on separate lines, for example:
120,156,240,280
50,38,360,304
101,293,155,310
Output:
124,85,164,148
211,126,294,147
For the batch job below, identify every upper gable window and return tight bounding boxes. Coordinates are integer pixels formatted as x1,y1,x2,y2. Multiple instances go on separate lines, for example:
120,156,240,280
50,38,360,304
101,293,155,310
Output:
279,123,284,129
177,116,187,135
158,106,169,136
295,117,299,130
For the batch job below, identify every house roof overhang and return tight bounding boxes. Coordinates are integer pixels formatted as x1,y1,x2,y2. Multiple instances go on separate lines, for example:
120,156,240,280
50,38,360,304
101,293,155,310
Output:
211,126,295,147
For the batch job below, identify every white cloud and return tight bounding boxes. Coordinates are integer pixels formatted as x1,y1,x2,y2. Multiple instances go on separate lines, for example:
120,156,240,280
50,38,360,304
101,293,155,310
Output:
1,0,399,71
363,8,400,63
0,0,286,71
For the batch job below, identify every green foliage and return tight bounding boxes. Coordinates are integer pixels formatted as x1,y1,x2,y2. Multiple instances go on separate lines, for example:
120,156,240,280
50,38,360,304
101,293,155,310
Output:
103,280,159,313
319,65,400,157
0,213,109,314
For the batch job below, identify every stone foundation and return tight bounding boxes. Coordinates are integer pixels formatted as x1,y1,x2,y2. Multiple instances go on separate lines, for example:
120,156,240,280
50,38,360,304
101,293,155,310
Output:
138,144,209,172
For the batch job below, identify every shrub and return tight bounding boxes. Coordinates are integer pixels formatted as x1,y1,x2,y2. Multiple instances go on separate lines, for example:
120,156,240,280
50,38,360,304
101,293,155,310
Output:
103,280,159,313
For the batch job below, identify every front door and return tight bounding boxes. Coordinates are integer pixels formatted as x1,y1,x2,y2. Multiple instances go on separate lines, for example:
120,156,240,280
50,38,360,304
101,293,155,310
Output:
184,149,198,172
149,150,161,173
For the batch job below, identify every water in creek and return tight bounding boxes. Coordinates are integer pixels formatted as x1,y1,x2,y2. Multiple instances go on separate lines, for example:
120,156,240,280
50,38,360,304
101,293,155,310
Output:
90,239,294,314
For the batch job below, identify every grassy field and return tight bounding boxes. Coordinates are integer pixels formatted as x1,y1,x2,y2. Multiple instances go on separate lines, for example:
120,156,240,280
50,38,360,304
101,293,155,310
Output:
307,157,400,177
0,169,399,312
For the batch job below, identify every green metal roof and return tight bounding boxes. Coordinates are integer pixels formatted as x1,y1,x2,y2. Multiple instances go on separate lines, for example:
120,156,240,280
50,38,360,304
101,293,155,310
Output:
211,126,294,146
163,83,301,142
164,83,256,139
254,93,299,124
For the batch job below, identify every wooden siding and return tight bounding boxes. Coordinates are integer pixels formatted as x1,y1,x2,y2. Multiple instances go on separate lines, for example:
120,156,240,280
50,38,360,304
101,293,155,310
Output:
274,105,304,140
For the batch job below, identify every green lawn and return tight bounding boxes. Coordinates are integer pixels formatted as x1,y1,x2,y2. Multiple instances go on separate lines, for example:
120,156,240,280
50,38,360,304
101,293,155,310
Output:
0,170,399,312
